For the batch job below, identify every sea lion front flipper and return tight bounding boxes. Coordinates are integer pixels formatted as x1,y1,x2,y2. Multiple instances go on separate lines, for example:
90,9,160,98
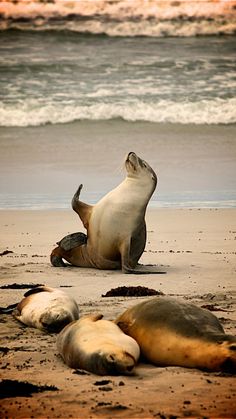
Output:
57,232,87,251
123,265,166,274
121,239,166,275
89,313,104,322
127,264,166,274
116,319,135,334
71,184,93,230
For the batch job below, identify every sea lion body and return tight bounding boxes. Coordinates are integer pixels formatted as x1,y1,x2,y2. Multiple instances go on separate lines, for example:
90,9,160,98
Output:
115,297,236,372
57,314,140,375
51,152,163,274
13,286,79,332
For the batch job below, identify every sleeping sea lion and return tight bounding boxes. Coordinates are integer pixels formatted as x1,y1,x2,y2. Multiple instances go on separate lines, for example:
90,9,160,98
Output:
57,313,140,375
13,286,79,332
51,152,165,274
115,297,236,373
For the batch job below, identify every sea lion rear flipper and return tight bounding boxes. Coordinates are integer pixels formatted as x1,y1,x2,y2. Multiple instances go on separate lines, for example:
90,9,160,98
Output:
23,286,51,298
57,232,87,251
51,231,87,267
50,246,67,267
0,302,18,314
71,184,93,230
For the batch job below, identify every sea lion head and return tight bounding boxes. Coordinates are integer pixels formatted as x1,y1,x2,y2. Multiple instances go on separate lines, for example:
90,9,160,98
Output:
90,349,137,375
125,152,157,187
40,308,75,333
219,340,236,373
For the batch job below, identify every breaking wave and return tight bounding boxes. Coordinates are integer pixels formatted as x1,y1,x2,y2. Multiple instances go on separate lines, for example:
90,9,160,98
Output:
1,98,236,126
0,0,236,36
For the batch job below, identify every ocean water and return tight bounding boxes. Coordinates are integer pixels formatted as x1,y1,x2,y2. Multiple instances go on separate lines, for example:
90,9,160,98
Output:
0,0,236,209
0,31,236,126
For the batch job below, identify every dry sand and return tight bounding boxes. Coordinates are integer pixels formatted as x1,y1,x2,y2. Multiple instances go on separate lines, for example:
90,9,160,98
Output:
0,208,236,418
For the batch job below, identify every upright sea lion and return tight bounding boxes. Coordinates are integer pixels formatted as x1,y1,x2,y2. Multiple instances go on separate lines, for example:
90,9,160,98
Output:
57,313,140,375
115,297,236,373
51,152,165,274
13,286,79,332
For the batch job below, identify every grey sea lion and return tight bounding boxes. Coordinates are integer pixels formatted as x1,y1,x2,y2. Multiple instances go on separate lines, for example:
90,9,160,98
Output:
13,286,79,332
57,313,140,375
115,297,236,372
51,152,165,274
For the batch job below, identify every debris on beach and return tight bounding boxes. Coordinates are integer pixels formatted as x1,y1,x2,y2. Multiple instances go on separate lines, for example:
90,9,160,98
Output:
73,369,91,376
0,379,58,399
0,250,13,256
201,304,231,312
0,283,44,290
102,286,164,297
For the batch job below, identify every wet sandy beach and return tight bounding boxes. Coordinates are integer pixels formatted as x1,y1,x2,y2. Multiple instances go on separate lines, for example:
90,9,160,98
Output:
0,208,235,418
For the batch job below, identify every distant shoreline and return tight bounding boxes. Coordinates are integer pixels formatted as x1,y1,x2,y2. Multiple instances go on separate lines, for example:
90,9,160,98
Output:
1,120,236,210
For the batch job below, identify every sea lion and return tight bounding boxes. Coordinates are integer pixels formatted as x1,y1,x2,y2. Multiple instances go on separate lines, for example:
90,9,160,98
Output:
13,286,79,332
115,297,236,373
51,152,165,274
57,313,140,375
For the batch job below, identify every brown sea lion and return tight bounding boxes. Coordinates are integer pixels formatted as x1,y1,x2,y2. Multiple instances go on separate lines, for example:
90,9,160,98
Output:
51,152,165,274
57,313,140,375
115,297,236,373
13,286,79,332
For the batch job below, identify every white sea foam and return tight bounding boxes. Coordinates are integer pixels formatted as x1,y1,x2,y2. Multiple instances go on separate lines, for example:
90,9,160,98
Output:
1,0,235,20
0,0,236,36
1,98,236,126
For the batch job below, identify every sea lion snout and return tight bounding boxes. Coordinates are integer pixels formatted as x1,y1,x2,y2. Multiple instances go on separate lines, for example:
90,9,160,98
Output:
126,151,147,167
125,152,157,183
40,310,74,333
105,351,136,375
127,151,136,159
125,151,145,172
221,357,236,374
125,151,138,170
